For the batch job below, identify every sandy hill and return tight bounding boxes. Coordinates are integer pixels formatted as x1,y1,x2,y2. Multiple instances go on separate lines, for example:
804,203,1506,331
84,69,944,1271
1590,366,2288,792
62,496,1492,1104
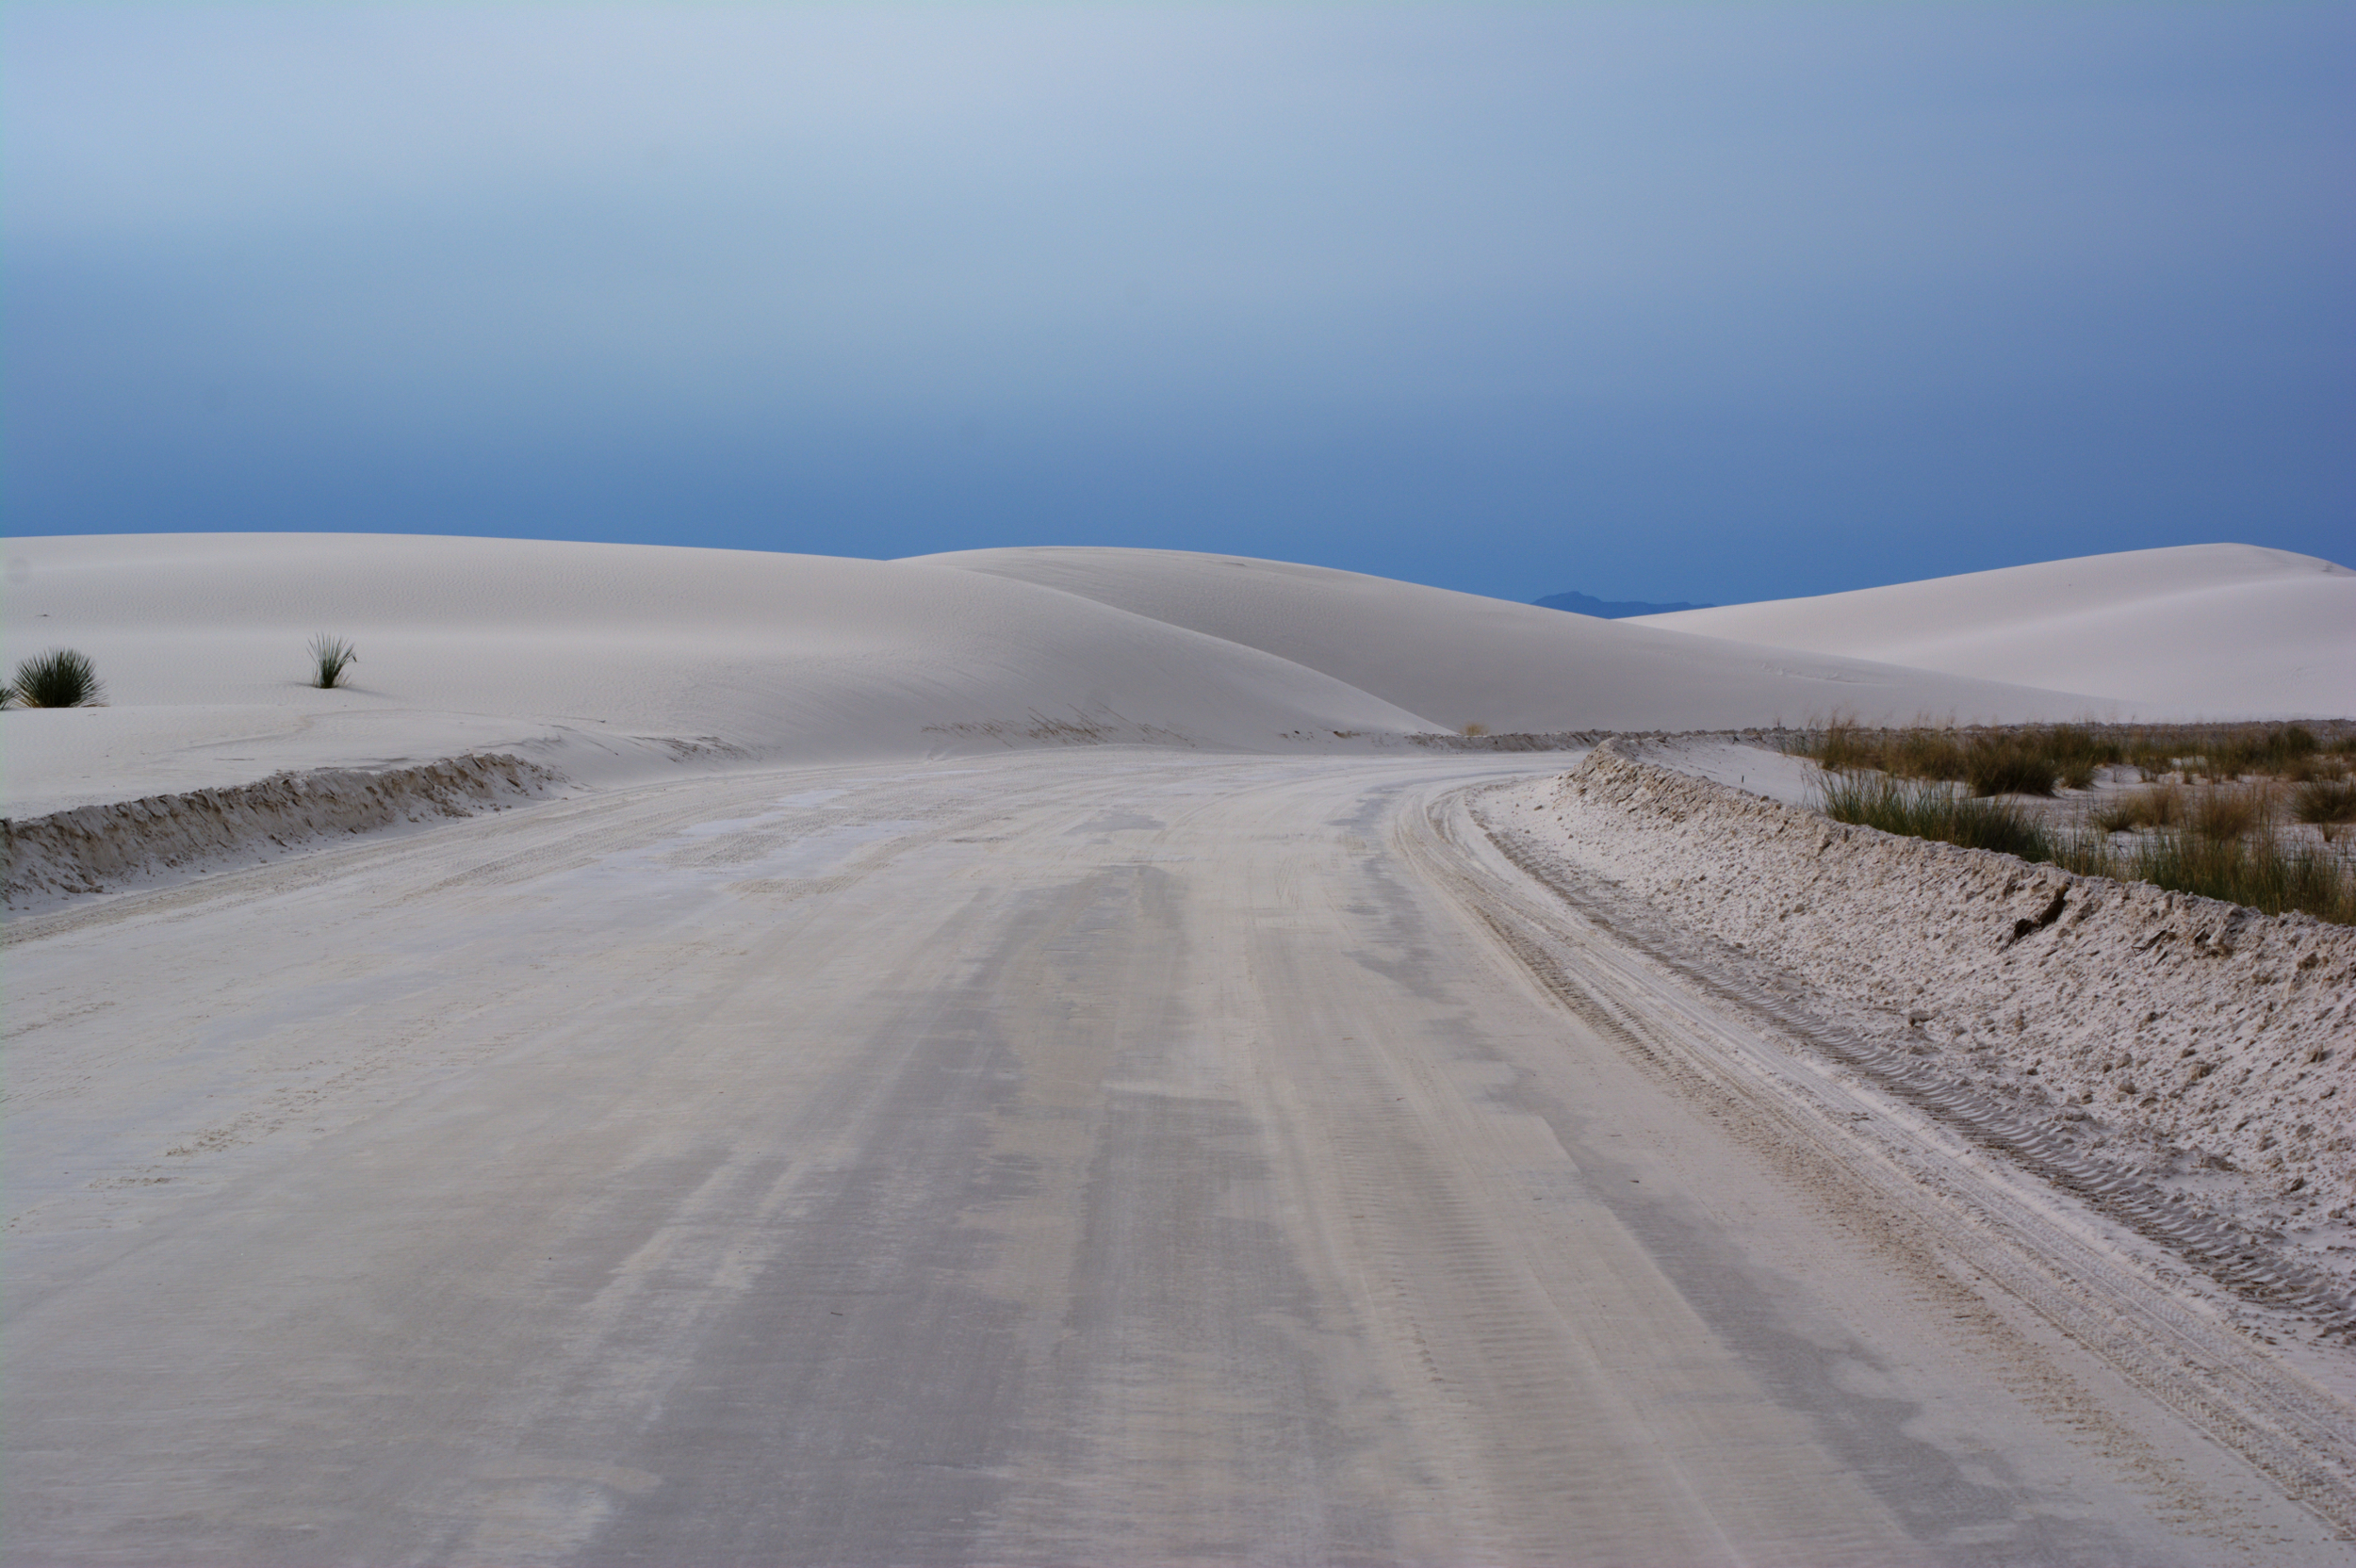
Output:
8,533,2300,820
1630,544,2355,721
0,533,1428,816
909,546,2113,736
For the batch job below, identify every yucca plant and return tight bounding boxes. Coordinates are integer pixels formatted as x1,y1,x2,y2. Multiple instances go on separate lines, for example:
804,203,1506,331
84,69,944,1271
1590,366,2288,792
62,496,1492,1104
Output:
309,634,358,689
10,648,104,708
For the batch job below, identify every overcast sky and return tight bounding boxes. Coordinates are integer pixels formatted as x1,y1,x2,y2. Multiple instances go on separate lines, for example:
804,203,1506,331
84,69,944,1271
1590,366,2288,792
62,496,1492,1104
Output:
7,4,2349,604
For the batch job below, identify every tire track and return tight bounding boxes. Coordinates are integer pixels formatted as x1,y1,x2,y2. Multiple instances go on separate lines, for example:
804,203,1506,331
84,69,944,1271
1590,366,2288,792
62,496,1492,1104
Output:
1483,817,2355,1334
1397,785,2356,1539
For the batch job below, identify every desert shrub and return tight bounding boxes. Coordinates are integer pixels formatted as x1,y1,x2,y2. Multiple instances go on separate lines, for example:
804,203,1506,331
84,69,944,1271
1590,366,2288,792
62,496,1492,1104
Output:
2041,830,2118,878
309,634,359,689
2180,724,2321,779
1885,727,1969,781
1807,718,1879,772
1792,722,1973,782
2091,783,2182,834
1963,733,2057,797
11,648,104,708
1798,722,2354,795
2042,725,2109,790
2189,784,2268,842
2295,779,2356,841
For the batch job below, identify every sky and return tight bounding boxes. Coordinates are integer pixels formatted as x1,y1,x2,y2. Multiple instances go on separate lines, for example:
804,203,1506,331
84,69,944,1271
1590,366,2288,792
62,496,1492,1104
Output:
6,4,2350,606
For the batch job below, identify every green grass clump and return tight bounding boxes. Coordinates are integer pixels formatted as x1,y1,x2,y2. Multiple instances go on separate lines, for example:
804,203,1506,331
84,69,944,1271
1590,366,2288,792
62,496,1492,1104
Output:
2120,829,2355,925
309,634,358,689
1818,772,2053,859
1820,768,2354,925
10,648,105,708
1792,721,2345,789
1961,733,2059,797
2119,723,2319,781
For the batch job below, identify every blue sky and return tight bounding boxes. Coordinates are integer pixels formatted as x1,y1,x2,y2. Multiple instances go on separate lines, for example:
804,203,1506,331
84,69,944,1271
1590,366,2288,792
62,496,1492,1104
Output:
6,5,2350,605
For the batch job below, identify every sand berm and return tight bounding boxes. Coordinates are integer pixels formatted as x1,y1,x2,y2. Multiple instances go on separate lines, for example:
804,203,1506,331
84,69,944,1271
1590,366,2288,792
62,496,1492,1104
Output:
1485,741,2356,1217
3,753,557,906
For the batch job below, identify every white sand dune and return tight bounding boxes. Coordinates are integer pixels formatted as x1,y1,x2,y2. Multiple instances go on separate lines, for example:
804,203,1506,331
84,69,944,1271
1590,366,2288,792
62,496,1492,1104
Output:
12,537,2353,1560
4,533,2319,820
911,545,2117,733
1630,544,2356,721
0,533,1427,816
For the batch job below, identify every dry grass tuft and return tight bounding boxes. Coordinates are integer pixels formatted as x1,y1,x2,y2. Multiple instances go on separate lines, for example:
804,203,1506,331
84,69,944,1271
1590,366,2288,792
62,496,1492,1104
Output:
2091,783,2182,833
2296,779,2356,841
2189,784,2269,842
1789,719,2339,789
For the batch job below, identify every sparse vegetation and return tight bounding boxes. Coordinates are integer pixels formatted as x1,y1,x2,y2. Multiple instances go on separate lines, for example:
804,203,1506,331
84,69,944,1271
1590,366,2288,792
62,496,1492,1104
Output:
2118,829,2355,925
1787,718,2345,790
10,648,105,708
1805,723,2356,925
1817,772,2054,859
309,634,359,689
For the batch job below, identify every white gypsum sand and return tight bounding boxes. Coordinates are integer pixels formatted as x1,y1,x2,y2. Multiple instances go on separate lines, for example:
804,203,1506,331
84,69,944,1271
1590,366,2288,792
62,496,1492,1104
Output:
1631,543,2356,722
1482,743,2356,1253
7,533,2355,1561
0,533,2144,909
911,544,2126,735
3,531,2133,825
0,533,1428,818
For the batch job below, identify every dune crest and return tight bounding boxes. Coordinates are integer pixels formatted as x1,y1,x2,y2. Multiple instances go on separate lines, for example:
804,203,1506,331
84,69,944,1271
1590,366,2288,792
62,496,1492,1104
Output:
1630,544,2355,720
909,545,2117,734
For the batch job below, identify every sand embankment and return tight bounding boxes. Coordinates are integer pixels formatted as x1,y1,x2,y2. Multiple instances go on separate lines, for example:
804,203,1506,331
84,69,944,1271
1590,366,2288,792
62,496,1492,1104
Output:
3,752,558,908
1485,743,2356,1217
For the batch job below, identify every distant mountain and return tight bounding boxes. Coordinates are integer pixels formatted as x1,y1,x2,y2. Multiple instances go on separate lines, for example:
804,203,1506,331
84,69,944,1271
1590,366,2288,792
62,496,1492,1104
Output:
1533,590,1715,618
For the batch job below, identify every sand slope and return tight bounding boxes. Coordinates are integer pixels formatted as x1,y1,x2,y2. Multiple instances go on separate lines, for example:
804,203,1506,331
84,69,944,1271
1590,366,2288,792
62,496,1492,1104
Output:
912,545,2118,733
0,533,1428,816
1631,544,2356,720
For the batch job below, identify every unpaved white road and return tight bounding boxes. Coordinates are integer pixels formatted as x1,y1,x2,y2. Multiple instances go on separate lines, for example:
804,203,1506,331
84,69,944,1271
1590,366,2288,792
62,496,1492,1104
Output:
7,750,2351,1566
